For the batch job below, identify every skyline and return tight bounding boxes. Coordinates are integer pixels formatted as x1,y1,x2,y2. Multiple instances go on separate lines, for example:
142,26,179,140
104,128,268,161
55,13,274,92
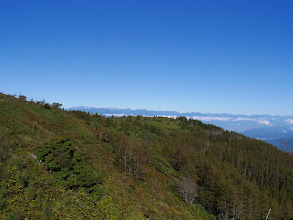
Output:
68,106,293,150
68,106,293,117
1,1,293,115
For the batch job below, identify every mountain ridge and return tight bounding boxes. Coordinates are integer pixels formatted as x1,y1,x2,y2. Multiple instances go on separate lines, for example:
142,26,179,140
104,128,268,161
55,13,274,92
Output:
68,106,292,117
68,106,293,149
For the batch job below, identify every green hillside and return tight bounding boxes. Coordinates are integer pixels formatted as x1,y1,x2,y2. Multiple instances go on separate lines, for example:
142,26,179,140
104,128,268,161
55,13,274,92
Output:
0,93,292,219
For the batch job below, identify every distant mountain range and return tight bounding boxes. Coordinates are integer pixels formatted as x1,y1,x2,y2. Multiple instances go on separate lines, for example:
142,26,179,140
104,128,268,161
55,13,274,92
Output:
67,106,293,149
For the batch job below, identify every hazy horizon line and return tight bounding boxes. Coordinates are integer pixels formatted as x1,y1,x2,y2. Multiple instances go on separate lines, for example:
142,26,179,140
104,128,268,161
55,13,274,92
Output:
67,106,293,117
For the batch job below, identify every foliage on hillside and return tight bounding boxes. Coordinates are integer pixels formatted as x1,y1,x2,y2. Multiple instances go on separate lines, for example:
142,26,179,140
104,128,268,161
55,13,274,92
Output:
71,111,293,219
0,93,214,219
0,93,293,219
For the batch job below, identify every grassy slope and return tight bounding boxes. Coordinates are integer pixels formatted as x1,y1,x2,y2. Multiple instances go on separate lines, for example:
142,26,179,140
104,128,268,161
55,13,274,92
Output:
0,94,213,219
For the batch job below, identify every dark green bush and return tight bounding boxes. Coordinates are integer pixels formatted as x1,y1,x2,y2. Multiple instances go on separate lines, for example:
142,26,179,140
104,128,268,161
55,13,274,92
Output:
0,188,5,211
34,137,105,193
43,103,51,109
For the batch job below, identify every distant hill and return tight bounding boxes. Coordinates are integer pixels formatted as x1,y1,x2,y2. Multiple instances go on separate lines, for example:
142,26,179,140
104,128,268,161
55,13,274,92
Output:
242,127,293,149
67,106,184,117
68,106,293,149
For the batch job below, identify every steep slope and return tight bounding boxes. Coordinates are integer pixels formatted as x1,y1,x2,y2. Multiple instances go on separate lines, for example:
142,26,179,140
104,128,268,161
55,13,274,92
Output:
1,93,293,219
0,93,214,219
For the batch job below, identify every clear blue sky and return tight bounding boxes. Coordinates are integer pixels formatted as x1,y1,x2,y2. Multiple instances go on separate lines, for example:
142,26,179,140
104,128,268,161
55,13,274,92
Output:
1,0,292,115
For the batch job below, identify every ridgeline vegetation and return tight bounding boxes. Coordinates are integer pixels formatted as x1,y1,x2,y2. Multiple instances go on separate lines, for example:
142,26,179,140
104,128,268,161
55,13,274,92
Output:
0,93,292,219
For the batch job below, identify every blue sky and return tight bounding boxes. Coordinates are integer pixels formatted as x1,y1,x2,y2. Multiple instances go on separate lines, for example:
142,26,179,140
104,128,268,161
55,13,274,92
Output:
1,0,292,115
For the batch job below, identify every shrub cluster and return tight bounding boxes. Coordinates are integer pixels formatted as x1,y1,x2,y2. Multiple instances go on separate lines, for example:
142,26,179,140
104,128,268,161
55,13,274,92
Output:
34,138,105,194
